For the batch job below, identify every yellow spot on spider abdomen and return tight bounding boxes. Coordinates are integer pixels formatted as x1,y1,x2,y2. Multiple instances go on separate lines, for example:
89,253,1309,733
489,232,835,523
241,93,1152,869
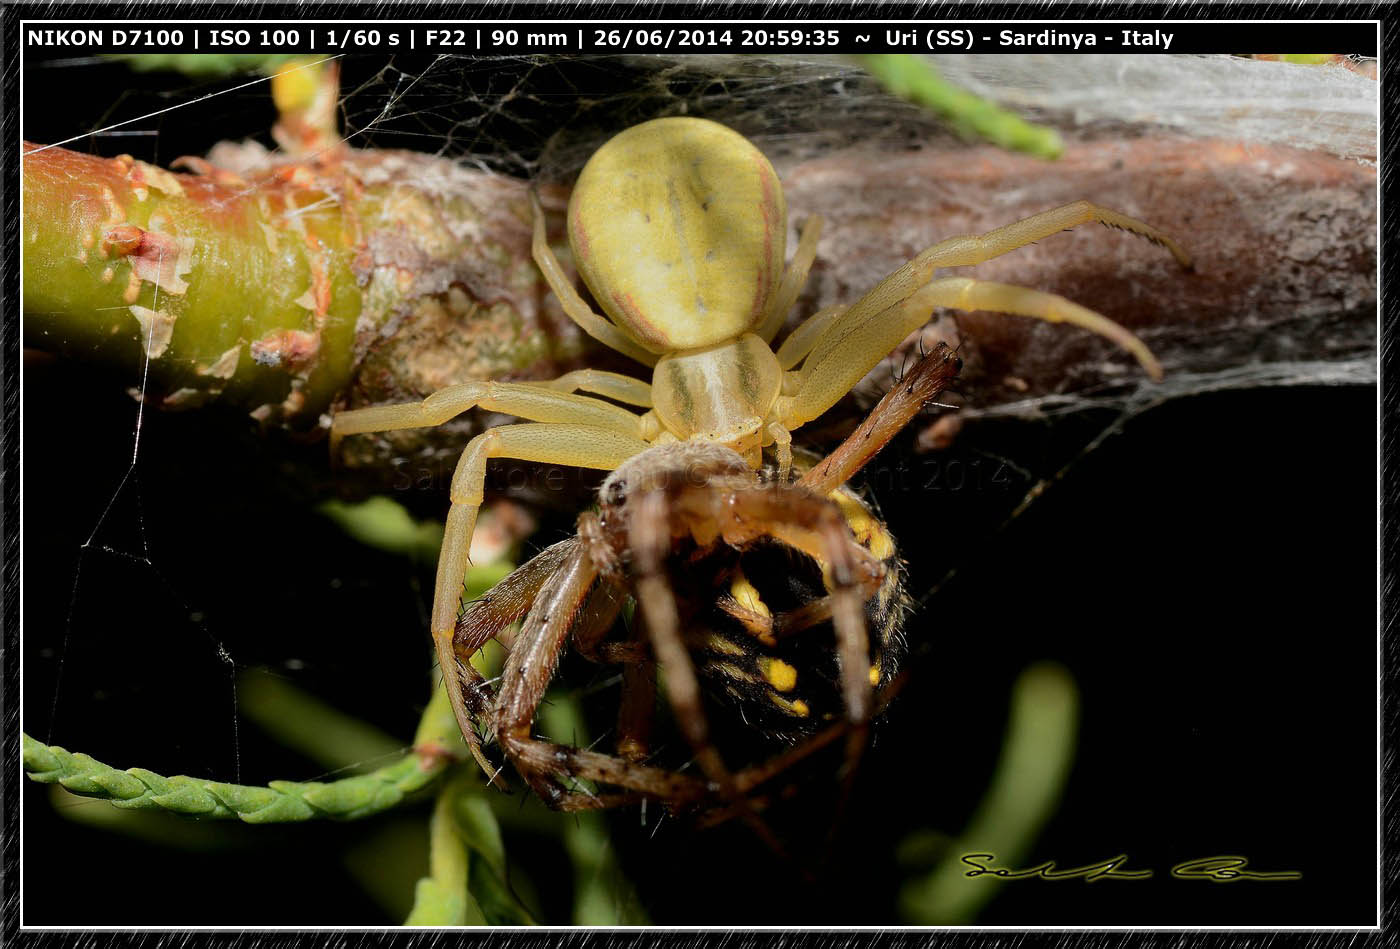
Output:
758,657,798,693
768,694,810,718
568,116,786,351
730,571,771,618
832,492,897,560
869,662,882,687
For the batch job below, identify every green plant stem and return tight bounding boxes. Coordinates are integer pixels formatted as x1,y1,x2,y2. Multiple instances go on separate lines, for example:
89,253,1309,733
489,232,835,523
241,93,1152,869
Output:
406,775,489,926
25,560,639,925
21,142,582,427
861,54,1063,159
447,788,538,925
317,496,447,565
238,669,408,774
537,694,649,925
897,661,1080,924
22,732,447,823
405,769,539,925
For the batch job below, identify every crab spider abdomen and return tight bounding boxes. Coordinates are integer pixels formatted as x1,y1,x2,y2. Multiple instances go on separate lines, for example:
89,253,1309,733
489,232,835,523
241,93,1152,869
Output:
568,116,787,352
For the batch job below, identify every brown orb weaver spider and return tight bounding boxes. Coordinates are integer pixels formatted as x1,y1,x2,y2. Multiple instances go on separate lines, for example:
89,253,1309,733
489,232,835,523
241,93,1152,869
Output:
331,116,1190,812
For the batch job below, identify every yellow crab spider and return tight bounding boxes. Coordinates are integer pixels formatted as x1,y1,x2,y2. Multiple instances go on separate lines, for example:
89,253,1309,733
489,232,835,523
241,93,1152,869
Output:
332,116,1190,743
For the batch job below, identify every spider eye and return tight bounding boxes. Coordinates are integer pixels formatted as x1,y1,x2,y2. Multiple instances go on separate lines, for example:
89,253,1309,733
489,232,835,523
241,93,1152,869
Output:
608,479,628,506
953,355,964,372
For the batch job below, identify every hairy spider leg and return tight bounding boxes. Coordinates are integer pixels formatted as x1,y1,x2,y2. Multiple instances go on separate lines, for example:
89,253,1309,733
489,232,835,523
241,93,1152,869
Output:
720,494,905,725
658,347,961,817
435,423,649,662
567,532,655,765
451,539,579,785
755,214,824,343
564,581,631,664
773,201,1191,428
725,343,958,658
627,491,748,796
453,537,645,783
333,387,651,735
694,678,908,833
616,637,658,763
494,537,711,810
531,193,660,367
690,342,962,816
445,344,957,799
800,341,963,497
793,342,962,829
629,486,838,860
464,522,788,812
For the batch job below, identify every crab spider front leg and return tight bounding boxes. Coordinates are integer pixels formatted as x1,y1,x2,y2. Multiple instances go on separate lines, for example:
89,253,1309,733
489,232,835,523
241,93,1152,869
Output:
785,275,1166,430
519,369,654,407
776,202,1191,429
330,377,651,453
776,304,848,370
333,380,651,652
334,384,651,762
812,202,1189,355
426,423,646,791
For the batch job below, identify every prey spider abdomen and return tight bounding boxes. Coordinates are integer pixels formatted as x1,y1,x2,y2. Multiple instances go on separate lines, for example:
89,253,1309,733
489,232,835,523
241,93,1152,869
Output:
456,440,900,813
683,490,910,744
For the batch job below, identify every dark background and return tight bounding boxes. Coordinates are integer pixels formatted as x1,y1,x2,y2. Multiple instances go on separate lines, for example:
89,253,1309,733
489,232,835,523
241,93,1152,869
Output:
18,52,1378,926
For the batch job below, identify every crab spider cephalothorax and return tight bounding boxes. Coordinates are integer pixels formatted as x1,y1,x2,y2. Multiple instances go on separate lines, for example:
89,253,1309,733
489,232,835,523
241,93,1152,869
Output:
332,116,1190,808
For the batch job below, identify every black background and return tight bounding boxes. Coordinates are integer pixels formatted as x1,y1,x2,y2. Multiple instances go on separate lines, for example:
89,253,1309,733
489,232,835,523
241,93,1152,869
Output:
15,42,1380,927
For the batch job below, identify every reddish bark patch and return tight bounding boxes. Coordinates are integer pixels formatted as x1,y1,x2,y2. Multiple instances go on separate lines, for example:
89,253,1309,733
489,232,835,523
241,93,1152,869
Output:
250,329,321,371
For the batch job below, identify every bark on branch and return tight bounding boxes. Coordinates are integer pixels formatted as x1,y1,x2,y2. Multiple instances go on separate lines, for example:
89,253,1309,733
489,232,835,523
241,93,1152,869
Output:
23,100,1375,485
